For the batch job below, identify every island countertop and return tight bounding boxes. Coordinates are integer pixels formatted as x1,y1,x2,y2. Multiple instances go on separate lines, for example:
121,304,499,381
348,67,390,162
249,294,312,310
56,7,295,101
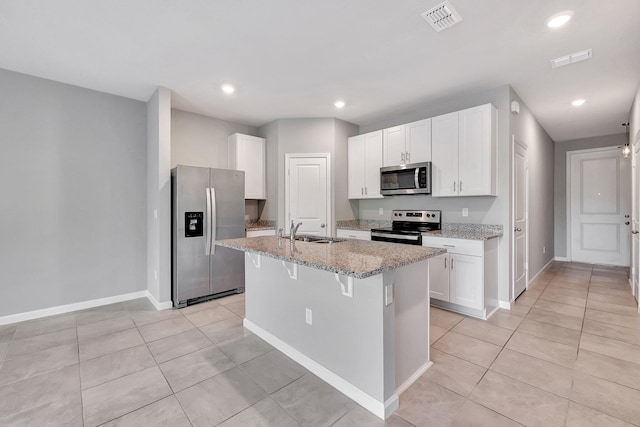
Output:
216,236,445,279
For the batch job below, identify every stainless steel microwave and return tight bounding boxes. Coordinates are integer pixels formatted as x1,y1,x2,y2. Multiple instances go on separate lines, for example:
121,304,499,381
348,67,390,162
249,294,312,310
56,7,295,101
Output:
380,161,432,195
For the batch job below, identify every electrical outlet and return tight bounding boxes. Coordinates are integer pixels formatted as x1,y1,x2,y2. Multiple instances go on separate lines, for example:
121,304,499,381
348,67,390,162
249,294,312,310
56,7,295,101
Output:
154,270,158,281
543,246,546,254
462,208,468,217
305,308,312,325
379,207,384,215
244,214,249,220
153,209,158,219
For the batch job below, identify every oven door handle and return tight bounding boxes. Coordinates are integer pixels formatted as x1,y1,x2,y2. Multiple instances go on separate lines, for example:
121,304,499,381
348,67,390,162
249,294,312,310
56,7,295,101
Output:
371,232,420,241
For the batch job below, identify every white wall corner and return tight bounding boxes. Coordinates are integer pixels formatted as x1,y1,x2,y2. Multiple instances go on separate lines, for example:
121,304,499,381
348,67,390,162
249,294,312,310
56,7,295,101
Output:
145,291,173,311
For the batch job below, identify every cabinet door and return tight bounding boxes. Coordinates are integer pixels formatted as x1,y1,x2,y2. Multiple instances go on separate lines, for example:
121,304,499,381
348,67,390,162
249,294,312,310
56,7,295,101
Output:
382,125,406,166
363,131,383,198
428,253,450,301
449,254,483,310
229,134,266,199
458,104,496,196
347,135,366,199
431,112,459,197
405,118,431,164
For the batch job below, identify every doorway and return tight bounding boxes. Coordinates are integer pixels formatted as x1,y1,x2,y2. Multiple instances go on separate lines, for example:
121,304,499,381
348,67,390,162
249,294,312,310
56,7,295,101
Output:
285,153,331,236
568,146,631,266
512,137,528,299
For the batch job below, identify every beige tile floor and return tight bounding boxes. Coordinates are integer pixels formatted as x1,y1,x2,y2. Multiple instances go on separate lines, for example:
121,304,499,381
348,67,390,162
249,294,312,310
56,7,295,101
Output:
0,261,638,426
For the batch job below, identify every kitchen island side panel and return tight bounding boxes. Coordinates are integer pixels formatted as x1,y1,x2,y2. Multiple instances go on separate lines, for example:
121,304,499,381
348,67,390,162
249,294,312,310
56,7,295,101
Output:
244,254,391,402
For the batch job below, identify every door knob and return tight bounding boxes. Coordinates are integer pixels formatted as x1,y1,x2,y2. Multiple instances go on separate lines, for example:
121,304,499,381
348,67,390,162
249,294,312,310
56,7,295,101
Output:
514,227,522,232
625,221,630,225
632,230,639,234
321,224,326,228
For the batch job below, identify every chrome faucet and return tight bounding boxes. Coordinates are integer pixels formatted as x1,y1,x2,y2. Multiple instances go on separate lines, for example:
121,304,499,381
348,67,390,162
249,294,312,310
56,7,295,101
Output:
290,220,303,243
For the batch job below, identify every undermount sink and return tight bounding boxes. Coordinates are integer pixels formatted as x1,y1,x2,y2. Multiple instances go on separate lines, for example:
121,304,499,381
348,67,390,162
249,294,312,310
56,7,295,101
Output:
293,235,347,243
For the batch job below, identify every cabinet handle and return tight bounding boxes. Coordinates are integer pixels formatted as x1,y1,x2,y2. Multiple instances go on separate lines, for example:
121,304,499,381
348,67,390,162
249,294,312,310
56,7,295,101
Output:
444,257,447,269
459,181,462,192
453,181,456,192
361,187,364,195
401,152,405,163
364,187,368,195
406,151,410,162
443,244,455,248
451,258,454,270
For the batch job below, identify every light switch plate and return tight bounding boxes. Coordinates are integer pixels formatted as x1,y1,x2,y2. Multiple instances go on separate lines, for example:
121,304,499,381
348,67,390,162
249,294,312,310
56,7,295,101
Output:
462,208,468,217
305,308,312,325
379,208,384,215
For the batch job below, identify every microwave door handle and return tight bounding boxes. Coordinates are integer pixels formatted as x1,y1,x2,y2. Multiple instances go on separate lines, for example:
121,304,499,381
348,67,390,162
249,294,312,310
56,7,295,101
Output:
415,168,420,189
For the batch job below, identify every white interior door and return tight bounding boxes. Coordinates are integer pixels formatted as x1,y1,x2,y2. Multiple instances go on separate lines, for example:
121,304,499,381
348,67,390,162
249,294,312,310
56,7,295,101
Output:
569,147,631,266
286,154,329,236
513,140,528,299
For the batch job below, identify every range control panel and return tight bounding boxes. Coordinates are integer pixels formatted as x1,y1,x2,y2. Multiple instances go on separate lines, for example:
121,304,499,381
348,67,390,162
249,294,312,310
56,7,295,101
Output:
391,210,441,223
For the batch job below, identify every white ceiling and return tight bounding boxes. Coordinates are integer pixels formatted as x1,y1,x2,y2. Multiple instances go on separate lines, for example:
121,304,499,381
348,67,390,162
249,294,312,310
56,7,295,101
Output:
1,0,639,142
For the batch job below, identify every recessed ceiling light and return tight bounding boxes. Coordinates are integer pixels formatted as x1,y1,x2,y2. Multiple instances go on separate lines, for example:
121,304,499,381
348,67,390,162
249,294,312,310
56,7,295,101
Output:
546,11,573,28
221,84,235,94
571,99,586,107
334,100,346,109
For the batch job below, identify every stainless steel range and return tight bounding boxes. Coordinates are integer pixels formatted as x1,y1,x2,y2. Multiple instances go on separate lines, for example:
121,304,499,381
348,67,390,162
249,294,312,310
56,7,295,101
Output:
371,210,441,245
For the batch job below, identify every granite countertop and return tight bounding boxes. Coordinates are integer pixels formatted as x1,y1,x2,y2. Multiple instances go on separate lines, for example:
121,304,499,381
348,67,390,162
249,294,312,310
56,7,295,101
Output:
216,236,445,279
336,220,391,231
424,223,503,240
245,220,276,231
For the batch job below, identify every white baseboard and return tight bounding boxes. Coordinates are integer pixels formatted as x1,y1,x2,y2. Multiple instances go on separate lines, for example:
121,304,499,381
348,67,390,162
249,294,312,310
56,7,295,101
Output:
0,290,149,325
499,301,511,310
146,291,173,311
554,256,570,262
244,318,395,420
529,259,554,283
395,361,432,396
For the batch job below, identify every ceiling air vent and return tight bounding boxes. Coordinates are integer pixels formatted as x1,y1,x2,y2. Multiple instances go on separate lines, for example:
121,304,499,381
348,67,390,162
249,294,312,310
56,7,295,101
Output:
421,1,463,32
551,48,593,69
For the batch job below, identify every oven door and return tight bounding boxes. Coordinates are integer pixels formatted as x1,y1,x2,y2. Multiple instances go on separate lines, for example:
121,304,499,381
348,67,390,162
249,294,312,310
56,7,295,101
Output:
380,162,431,195
371,230,422,245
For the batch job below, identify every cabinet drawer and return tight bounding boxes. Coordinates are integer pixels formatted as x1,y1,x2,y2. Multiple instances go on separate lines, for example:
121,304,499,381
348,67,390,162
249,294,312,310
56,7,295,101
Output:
422,236,483,257
336,229,371,241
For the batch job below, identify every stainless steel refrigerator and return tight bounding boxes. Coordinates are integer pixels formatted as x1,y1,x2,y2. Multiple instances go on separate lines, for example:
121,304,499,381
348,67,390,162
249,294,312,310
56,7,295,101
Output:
172,165,245,308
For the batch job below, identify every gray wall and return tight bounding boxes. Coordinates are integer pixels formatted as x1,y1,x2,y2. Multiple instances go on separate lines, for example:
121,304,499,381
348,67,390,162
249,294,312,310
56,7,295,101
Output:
510,88,555,278
0,69,147,317
170,109,257,169
258,118,359,233
553,133,627,258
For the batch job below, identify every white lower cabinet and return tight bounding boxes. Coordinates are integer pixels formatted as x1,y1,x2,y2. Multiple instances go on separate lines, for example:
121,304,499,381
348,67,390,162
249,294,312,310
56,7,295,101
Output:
336,229,371,241
246,229,276,238
424,236,498,319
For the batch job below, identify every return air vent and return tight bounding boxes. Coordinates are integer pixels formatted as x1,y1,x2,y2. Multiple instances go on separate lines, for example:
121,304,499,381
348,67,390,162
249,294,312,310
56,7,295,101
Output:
551,48,593,69
421,1,463,32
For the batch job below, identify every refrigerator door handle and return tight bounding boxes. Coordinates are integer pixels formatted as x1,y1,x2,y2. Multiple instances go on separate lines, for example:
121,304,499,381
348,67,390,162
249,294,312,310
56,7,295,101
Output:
205,188,212,256
211,187,217,254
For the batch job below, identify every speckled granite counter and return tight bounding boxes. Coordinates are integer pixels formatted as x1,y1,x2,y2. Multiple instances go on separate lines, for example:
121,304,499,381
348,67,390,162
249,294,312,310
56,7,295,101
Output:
245,220,276,231
336,219,391,231
216,236,445,279
424,223,503,240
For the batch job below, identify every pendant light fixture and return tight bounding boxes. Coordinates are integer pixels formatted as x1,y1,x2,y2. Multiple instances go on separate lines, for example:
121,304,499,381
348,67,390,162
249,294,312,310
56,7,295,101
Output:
622,122,631,158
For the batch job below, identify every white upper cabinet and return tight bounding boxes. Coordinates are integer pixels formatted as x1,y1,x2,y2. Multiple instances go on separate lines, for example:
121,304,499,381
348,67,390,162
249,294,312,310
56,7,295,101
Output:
431,104,497,197
228,133,266,199
382,118,432,166
348,130,383,199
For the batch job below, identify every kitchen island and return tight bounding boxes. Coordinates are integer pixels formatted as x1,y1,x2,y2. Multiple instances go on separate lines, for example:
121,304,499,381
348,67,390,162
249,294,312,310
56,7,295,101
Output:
216,236,445,419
